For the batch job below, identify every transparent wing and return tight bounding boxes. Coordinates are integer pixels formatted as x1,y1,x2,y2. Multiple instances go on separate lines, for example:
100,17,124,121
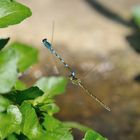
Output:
50,21,60,75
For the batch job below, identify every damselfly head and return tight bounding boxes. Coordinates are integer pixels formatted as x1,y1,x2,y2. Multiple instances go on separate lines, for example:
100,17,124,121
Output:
42,38,47,43
42,38,52,50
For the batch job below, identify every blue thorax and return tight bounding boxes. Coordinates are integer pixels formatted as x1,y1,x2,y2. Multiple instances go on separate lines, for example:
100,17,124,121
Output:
42,38,52,50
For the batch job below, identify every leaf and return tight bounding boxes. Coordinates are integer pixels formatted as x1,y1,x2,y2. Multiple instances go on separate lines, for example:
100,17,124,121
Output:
0,37,10,51
7,105,22,125
43,114,62,131
10,42,38,72
63,122,108,140
0,95,10,112
35,77,67,100
4,87,44,104
42,114,73,140
7,134,18,140
0,48,18,93
0,48,19,93
0,105,22,139
83,130,108,140
39,103,60,115
132,5,140,27
63,122,91,132
0,42,38,93
14,79,27,90
0,0,32,28
20,102,43,139
44,131,73,140
0,114,12,139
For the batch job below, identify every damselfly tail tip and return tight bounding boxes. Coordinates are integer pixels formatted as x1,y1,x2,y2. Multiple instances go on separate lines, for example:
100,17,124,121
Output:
105,106,111,112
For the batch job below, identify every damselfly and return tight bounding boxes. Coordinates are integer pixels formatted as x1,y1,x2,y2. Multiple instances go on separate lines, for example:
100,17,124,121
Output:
42,38,111,111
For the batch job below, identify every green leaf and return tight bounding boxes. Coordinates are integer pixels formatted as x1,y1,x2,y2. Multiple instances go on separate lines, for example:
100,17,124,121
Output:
20,102,43,139
10,42,38,72
0,48,18,93
0,105,22,139
14,79,27,90
0,37,10,51
44,131,73,140
132,5,140,27
4,87,44,104
39,103,60,115
83,130,108,140
42,114,73,140
7,134,18,140
35,77,67,101
43,114,61,131
0,95,10,112
63,122,108,140
0,114,12,139
7,105,22,125
0,0,32,28
63,122,91,132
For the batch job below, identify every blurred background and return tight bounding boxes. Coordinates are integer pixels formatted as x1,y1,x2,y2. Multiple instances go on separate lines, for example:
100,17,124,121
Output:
1,0,140,139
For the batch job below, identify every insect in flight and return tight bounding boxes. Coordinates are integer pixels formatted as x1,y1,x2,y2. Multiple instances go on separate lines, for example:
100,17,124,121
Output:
42,35,110,111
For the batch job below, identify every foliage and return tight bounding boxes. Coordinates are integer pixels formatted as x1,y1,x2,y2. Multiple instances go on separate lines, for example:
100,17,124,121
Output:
0,41,38,94
0,38,10,50
132,5,140,27
0,1,108,140
0,0,32,28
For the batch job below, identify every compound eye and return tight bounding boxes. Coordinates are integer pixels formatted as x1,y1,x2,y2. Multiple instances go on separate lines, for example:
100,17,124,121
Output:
42,38,47,42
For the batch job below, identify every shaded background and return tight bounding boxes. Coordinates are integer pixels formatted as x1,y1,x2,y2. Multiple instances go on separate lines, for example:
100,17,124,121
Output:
1,0,140,139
